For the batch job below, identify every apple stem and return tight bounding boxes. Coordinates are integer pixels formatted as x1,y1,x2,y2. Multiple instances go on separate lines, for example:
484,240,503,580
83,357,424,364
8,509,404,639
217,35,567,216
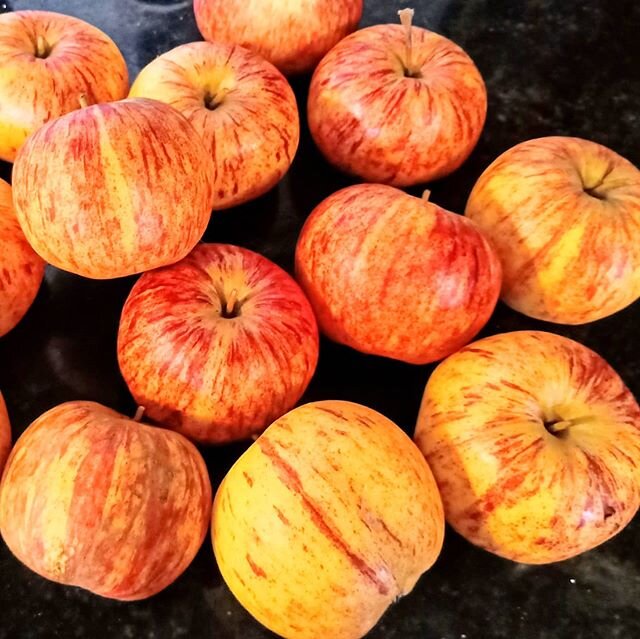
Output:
548,415,595,434
398,8,418,77
225,288,238,316
422,189,431,202
35,34,49,58
133,406,146,423
78,93,89,109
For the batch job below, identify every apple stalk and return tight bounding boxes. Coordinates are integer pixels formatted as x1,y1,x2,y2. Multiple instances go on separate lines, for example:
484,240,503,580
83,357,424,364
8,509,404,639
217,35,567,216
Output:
398,8,420,78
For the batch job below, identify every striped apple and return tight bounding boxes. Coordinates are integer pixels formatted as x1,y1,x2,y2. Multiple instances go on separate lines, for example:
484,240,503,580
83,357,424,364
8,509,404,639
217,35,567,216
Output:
0,10,128,162
118,243,319,444
213,400,444,639
12,98,215,280
193,0,363,75
0,177,45,337
295,184,502,364
465,136,640,324
0,392,10,474
0,401,212,600
129,41,300,210
308,10,487,186
415,331,640,564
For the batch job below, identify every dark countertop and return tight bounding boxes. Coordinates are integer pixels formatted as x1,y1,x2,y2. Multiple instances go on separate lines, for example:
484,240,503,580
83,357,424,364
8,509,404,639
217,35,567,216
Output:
1,1,639,638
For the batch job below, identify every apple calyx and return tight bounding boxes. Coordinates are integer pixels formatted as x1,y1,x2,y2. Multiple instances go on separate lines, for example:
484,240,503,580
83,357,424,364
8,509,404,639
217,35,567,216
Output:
35,34,50,59
133,406,146,423
398,8,421,78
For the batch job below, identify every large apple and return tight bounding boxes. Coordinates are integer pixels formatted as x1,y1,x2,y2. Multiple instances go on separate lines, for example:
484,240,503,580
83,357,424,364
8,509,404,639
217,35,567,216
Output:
118,243,319,444
0,401,212,600
0,10,128,163
465,136,640,324
213,400,444,639
295,184,502,364
0,177,45,337
307,9,487,186
129,41,299,210
0,392,10,474
12,98,215,280
415,330,640,564
193,0,363,75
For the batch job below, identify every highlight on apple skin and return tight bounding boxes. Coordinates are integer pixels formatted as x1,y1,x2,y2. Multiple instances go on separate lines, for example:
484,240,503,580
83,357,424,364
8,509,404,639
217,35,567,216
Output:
193,0,363,75
295,184,502,365
0,392,10,474
0,401,212,600
213,400,445,639
0,178,46,337
12,98,215,280
118,243,319,445
308,11,487,186
0,10,129,162
465,136,640,324
415,330,640,564
129,41,300,210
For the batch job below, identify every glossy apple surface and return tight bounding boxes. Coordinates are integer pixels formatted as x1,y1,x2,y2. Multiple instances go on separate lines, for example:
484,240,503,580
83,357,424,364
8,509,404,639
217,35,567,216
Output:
0,392,10,474
12,98,214,280
466,136,640,324
0,10,128,162
130,41,299,210
213,400,444,639
308,15,487,186
118,243,319,444
295,184,501,364
0,401,212,600
415,330,640,564
193,0,363,75
0,178,45,337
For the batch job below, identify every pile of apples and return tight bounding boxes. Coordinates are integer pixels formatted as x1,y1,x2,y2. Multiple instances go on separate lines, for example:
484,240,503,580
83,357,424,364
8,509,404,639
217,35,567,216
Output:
1,3,640,639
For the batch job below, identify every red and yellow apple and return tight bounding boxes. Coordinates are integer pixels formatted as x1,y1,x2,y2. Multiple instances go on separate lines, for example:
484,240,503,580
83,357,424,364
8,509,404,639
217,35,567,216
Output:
12,98,215,280
213,400,444,639
0,177,45,337
193,0,363,75
465,136,640,324
415,330,640,564
308,10,487,186
0,401,212,600
295,184,502,364
0,392,10,474
129,41,299,210
118,243,319,444
0,10,128,162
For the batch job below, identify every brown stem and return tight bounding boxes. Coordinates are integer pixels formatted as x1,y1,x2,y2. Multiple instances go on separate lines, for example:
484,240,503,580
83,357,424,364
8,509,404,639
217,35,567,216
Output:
398,8,419,77
225,288,238,316
422,189,431,202
547,415,596,434
35,34,49,58
204,86,229,111
78,93,89,109
133,406,146,423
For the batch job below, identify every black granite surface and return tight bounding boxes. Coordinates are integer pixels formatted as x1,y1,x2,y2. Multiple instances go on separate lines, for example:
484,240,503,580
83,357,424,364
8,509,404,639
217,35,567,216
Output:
1,1,639,638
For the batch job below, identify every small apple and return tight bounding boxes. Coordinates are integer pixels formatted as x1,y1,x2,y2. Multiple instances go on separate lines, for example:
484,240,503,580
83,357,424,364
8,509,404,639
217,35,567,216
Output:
118,243,319,444
0,10,128,163
213,400,444,639
12,98,215,280
0,392,10,474
0,401,212,600
308,9,487,186
129,41,299,210
295,184,502,365
465,136,640,324
0,177,45,337
415,330,640,564
193,0,363,75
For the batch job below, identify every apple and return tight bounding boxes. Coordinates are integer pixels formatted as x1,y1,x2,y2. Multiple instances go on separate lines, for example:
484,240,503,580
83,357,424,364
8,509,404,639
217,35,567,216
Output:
0,392,10,474
0,401,212,600
129,41,300,210
213,400,444,639
307,9,487,186
465,136,640,324
193,0,363,75
295,184,502,365
12,98,215,280
117,243,319,444
0,10,128,163
415,330,640,564
0,177,45,337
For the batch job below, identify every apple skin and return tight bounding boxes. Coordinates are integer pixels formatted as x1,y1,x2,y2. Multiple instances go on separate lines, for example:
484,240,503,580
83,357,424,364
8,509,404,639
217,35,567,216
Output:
193,0,363,75
0,392,10,475
213,400,444,639
117,243,319,445
0,10,128,163
295,184,502,365
0,178,45,337
129,41,300,210
0,401,212,600
415,330,640,564
465,136,640,324
308,23,487,186
12,98,215,280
